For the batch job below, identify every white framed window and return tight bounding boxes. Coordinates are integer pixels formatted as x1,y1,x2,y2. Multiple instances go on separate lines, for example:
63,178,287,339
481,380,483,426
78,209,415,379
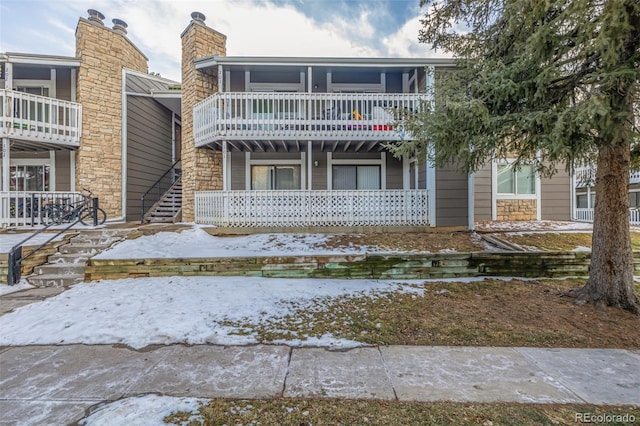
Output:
251,165,301,190
332,165,381,190
0,158,53,192
245,152,306,190
497,163,535,195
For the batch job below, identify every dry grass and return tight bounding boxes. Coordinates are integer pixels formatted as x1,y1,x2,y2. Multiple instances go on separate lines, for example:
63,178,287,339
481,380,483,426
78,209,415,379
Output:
165,399,640,425
496,231,640,251
223,278,640,349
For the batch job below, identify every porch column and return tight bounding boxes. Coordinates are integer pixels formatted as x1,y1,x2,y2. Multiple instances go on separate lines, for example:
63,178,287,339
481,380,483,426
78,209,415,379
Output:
222,140,228,191
2,138,9,191
468,172,475,230
307,141,312,190
426,146,436,227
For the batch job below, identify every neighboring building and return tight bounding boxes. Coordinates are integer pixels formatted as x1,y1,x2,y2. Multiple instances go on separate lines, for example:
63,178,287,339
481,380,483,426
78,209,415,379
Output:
573,166,640,225
0,10,181,226
181,13,572,229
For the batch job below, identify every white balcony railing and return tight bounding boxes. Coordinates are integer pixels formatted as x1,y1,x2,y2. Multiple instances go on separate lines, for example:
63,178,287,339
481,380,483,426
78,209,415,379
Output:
195,189,430,227
0,191,84,227
574,207,640,225
0,89,82,146
574,166,640,187
194,92,425,146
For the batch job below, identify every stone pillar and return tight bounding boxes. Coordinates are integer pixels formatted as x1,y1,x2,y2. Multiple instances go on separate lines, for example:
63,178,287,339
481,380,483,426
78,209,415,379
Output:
180,12,227,222
75,11,148,220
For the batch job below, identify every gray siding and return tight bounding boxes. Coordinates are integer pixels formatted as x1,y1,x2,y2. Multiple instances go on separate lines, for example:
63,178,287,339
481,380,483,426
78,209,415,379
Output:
55,68,72,101
386,154,403,189
541,168,571,220
436,164,469,227
54,151,71,191
126,96,173,221
474,164,493,221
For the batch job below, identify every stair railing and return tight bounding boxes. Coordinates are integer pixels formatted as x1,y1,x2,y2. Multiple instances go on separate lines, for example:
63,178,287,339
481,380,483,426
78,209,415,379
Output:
141,160,182,223
6,196,97,286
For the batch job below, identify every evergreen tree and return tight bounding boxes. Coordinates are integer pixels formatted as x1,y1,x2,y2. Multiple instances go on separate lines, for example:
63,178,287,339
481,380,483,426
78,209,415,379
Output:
390,0,639,313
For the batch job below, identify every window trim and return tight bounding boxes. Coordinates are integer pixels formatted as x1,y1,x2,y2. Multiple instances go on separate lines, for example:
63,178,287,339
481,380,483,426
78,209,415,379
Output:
491,159,541,220
326,152,387,190
244,152,306,190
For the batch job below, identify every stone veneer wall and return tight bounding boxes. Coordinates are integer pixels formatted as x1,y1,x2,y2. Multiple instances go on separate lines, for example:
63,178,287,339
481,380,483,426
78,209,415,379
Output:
496,199,537,221
75,18,148,219
180,17,227,222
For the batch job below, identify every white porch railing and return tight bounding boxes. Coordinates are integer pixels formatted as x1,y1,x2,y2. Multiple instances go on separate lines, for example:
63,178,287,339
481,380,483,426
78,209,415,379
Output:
0,191,84,227
195,189,430,227
574,207,640,225
574,166,640,186
0,89,82,146
194,92,424,146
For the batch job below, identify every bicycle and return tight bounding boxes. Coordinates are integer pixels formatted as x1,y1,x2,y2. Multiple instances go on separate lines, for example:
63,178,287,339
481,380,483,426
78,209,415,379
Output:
42,188,107,226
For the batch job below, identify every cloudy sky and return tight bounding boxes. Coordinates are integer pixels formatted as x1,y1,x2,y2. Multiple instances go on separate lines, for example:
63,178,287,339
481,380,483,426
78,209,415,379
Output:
0,0,444,82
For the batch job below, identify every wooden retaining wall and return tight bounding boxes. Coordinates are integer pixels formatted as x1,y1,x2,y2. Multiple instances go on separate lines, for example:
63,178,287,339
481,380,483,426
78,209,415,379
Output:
0,233,76,284
85,251,640,281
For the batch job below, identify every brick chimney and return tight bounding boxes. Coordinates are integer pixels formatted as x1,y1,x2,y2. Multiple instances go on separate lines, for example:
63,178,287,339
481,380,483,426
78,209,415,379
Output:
180,12,227,222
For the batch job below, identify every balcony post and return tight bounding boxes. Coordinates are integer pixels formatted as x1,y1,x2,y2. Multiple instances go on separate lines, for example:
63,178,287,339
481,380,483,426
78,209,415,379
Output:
222,140,228,191
2,138,9,191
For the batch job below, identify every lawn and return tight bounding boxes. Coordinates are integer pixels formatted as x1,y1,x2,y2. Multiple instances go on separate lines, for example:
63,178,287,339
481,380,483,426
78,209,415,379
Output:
496,231,640,251
164,399,640,426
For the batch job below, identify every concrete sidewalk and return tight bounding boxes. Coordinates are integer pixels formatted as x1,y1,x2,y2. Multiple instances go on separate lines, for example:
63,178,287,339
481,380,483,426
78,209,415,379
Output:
1,344,638,425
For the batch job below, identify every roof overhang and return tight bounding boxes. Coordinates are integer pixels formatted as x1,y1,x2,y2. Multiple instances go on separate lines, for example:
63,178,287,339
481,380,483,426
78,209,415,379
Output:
195,55,456,72
1,52,81,68
151,90,182,115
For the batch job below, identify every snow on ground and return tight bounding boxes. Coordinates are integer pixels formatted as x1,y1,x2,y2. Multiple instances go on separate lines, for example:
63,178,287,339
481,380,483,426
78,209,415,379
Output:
0,276,426,349
94,227,382,259
0,232,65,253
0,279,33,295
80,394,206,426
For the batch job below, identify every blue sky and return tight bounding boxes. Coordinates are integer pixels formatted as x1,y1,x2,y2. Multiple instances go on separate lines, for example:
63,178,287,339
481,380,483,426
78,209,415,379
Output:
0,0,443,81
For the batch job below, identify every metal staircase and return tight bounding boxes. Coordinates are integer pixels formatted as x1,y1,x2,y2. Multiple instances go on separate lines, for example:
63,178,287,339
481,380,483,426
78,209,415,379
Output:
143,178,182,223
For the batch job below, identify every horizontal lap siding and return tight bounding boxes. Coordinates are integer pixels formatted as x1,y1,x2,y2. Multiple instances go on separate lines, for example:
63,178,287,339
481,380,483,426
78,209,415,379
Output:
436,164,469,226
126,96,173,222
541,168,571,220
474,165,492,221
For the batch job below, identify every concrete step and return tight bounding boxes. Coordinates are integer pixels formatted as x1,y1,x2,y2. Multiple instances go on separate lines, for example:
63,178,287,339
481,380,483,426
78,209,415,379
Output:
149,211,175,217
147,217,174,223
75,229,133,237
27,274,84,287
48,253,90,264
59,243,112,255
69,235,123,245
34,263,86,276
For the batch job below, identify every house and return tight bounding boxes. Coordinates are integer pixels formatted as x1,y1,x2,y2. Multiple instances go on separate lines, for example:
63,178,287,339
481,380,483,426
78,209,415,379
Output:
180,12,573,230
0,9,180,227
0,9,575,230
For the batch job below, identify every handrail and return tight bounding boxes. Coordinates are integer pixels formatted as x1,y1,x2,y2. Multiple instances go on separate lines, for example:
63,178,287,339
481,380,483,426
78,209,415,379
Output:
7,201,88,286
141,159,182,223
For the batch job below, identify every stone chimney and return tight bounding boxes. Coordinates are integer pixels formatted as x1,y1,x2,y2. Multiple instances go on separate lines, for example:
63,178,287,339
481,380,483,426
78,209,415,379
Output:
87,9,105,25
75,13,148,220
112,18,128,35
180,12,227,222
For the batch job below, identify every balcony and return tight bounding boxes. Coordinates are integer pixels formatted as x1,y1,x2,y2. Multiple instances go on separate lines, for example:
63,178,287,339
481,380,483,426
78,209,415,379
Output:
0,89,82,148
195,189,430,227
574,166,640,187
194,92,424,148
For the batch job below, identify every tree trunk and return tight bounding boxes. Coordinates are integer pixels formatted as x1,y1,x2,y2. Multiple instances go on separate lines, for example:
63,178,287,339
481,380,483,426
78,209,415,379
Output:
577,137,640,314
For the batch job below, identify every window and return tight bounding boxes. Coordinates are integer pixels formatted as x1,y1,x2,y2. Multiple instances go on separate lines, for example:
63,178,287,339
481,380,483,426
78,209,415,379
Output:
576,193,595,209
332,165,381,190
9,164,50,191
251,165,300,190
630,192,640,208
497,163,535,195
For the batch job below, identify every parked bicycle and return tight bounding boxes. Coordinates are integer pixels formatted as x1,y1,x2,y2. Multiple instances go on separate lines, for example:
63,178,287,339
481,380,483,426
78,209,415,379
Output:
41,188,107,226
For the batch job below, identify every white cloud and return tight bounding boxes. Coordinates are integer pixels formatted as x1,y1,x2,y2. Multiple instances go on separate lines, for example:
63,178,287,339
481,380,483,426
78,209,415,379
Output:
381,14,446,58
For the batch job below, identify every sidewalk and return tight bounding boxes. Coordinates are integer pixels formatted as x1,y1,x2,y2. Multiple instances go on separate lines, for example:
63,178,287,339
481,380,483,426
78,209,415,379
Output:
1,343,639,425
